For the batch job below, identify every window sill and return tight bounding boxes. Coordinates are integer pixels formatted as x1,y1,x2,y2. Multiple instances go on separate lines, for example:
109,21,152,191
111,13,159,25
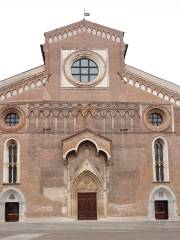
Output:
153,181,170,183
2,183,20,185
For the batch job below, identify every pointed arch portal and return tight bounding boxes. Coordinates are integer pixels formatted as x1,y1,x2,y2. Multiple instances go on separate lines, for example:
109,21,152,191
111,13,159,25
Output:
71,170,104,220
62,131,110,219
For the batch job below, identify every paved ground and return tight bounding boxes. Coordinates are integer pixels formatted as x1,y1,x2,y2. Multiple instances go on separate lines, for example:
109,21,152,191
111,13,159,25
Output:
0,220,180,240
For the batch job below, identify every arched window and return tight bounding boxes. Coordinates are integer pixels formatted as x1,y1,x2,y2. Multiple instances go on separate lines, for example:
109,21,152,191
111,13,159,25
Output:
8,141,17,183
3,139,20,184
154,139,164,181
153,138,169,182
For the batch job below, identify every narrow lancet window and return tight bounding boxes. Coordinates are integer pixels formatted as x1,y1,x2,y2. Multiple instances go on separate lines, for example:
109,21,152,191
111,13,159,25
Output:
154,139,166,182
8,140,18,183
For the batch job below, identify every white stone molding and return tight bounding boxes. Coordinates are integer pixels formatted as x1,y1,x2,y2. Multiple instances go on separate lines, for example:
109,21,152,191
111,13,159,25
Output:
170,97,175,103
158,92,163,98
12,90,17,96
6,92,11,98
148,185,177,219
46,22,122,44
24,85,29,91
152,136,169,182
0,187,26,221
0,95,5,101
64,138,110,161
61,49,109,88
135,82,139,88
18,87,24,94
62,129,111,163
164,95,169,101
66,140,108,219
152,90,157,96
140,84,146,91
30,82,35,89
126,76,180,106
3,138,20,184
0,77,47,102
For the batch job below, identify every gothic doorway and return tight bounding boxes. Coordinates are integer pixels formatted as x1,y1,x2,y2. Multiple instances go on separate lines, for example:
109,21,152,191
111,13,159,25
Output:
155,200,168,220
148,186,177,219
5,202,19,222
0,187,26,221
78,192,97,220
64,138,110,219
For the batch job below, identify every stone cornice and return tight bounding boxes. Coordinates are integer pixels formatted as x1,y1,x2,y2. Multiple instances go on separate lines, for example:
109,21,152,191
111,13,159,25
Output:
0,66,47,102
124,65,180,106
44,19,123,44
0,65,45,88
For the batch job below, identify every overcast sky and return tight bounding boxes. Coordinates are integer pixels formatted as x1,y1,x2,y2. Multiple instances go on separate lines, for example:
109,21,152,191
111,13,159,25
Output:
0,0,180,85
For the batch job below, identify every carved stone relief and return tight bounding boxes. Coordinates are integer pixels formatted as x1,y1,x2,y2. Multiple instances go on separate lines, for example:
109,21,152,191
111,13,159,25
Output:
26,102,140,133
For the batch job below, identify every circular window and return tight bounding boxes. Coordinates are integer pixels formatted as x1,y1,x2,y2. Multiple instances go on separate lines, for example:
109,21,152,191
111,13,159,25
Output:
143,106,170,131
0,106,25,131
64,50,106,87
71,58,99,83
149,113,163,126
5,112,20,126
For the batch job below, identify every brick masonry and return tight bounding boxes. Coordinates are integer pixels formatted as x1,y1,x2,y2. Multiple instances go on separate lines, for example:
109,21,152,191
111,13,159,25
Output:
0,20,180,220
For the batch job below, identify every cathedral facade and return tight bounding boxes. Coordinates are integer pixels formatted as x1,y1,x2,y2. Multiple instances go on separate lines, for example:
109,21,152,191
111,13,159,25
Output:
0,20,179,221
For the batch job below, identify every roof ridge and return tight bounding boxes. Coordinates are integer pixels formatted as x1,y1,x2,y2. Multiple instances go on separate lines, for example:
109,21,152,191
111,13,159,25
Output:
0,65,44,82
44,19,124,38
125,64,180,95
0,65,45,89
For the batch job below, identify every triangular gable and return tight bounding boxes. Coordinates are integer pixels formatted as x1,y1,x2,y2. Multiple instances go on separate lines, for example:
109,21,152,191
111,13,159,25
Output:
44,19,124,44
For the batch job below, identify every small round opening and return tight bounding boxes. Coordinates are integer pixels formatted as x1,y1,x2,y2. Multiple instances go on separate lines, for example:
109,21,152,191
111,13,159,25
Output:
5,112,20,126
71,58,99,83
149,113,163,126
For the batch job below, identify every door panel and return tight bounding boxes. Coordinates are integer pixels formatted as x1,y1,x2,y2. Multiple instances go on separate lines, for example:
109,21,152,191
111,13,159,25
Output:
78,193,97,220
155,200,168,220
5,202,19,222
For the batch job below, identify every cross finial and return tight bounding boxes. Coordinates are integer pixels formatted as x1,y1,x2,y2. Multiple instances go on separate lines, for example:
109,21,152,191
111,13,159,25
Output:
83,8,90,20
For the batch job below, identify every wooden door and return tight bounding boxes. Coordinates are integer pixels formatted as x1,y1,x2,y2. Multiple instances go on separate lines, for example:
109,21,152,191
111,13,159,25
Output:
155,200,168,220
5,202,19,222
78,193,97,220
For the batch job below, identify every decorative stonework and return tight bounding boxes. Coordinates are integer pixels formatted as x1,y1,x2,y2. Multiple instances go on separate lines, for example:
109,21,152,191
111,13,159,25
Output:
148,186,177,219
24,102,142,134
63,50,106,87
124,66,180,106
60,49,109,88
27,102,140,119
0,187,26,221
0,106,25,132
45,20,123,45
0,74,47,102
62,129,111,161
143,106,170,131
65,140,108,219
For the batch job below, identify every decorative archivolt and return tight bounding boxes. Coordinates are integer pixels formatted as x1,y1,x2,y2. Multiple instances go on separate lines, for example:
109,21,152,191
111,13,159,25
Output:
62,130,111,161
71,170,103,191
124,76,180,106
0,77,47,102
48,26,121,44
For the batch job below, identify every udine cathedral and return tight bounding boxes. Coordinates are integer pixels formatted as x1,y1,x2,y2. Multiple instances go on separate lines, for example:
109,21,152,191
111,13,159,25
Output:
0,19,179,222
